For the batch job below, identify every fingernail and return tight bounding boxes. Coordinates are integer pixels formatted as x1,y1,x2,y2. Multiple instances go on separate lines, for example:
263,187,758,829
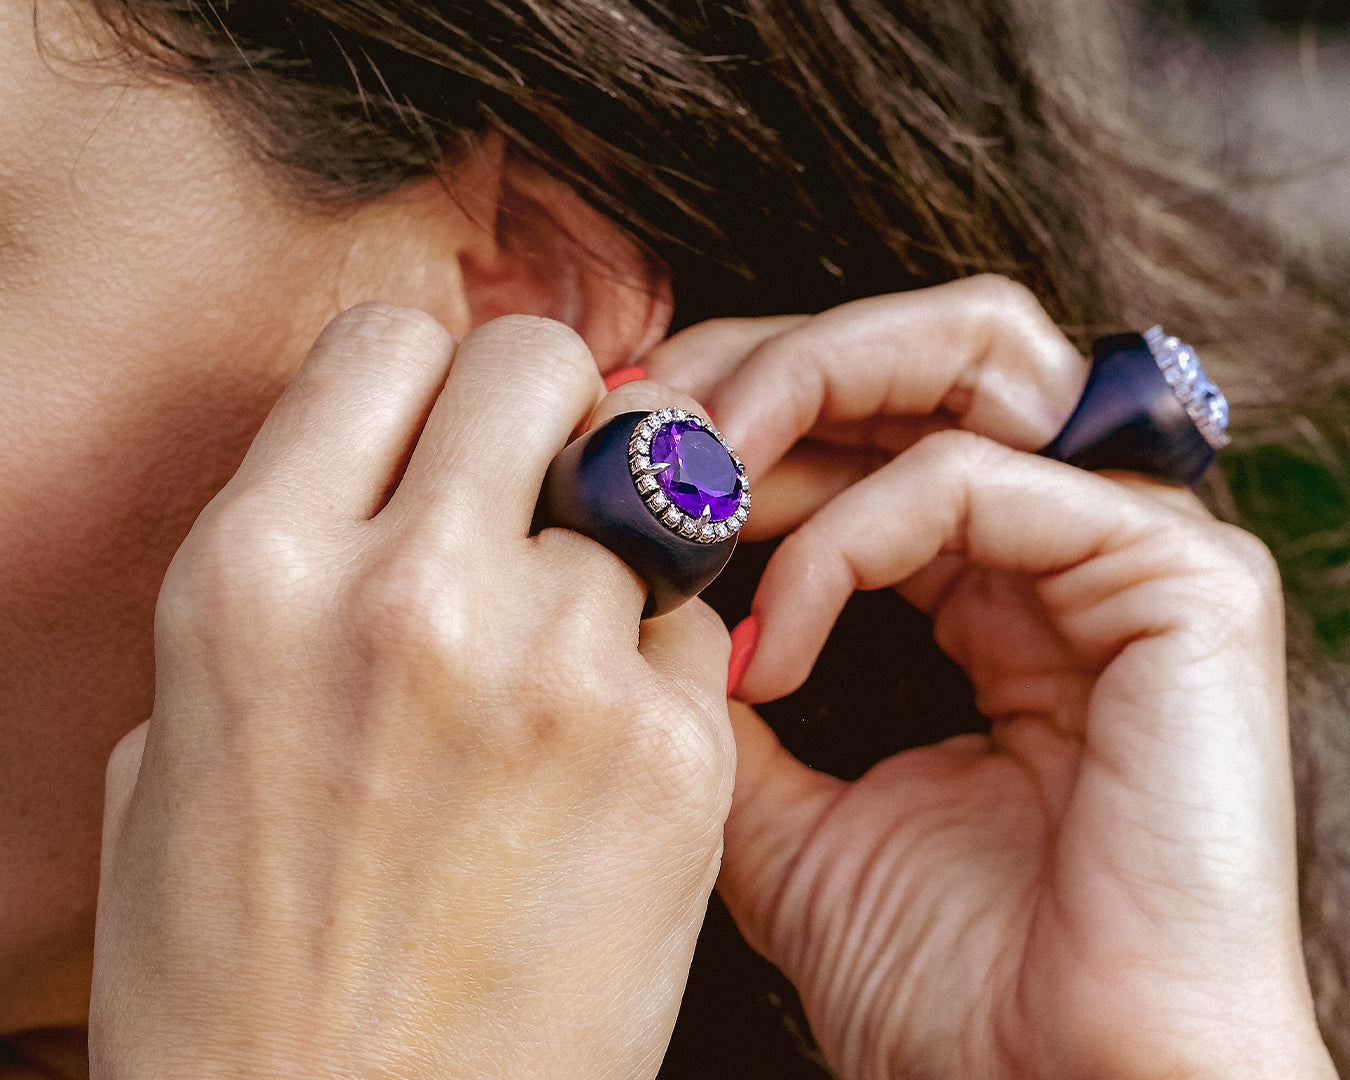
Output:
603,365,646,391
727,615,760,697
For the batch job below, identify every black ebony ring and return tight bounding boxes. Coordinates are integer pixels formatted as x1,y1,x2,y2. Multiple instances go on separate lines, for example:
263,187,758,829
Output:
1040,326,1230,485
536,409,751,617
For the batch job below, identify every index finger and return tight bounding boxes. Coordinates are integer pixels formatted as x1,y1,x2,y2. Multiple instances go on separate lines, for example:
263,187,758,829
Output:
657,276,1087,477
738,430,1275,705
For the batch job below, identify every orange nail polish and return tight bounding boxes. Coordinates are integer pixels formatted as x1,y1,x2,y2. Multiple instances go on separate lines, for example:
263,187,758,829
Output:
727,615,760,697
603,365,646,391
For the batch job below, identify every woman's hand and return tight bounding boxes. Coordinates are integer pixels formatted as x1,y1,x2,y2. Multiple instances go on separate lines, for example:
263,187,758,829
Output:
89,307,734,1080
723,444,1332,1079
645,274,1087,541
652,278,1336,1079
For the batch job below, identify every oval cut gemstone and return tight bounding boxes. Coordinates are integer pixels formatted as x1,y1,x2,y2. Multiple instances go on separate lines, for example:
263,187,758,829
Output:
649,420,743,522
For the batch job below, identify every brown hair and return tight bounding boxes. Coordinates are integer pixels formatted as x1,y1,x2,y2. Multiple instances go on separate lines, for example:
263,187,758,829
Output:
81,0,1350,1064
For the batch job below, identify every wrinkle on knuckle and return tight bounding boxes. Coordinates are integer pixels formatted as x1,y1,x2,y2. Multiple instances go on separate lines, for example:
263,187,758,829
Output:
1131,520,1283,652
308,303,457,390
328,301,455,359
1200,525,1285,623
471,313,590,366
622,695,735,826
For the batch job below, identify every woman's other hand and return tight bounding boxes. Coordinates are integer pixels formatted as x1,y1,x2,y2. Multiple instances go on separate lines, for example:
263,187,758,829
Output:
653,280,1337,1079
89,307,734,1080
645,274,1087,541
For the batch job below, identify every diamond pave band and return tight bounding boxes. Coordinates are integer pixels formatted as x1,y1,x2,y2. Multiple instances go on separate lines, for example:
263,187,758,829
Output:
1143,326,1230,450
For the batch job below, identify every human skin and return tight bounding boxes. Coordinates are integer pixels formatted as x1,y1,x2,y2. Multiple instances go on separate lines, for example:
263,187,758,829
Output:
648,298,1339,1078
0,1,1339,1077
0,0,666,1036
88,286,1336,1079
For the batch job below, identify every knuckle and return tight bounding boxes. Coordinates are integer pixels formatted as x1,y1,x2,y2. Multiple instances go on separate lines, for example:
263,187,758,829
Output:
692,316,743,338
683,598,736,658
1209,523,1284,610
626,728,734,839
964,272,1041,314
157,491,312,641
340,549,614,752
307,303,456,388
318,303,456,367
961,274,1063,343
771,520,824,572
650,704,735,818
343,549,476,677
327,301,455,357
1157,521,1284,643
912,426,1003,470
469,314,592,371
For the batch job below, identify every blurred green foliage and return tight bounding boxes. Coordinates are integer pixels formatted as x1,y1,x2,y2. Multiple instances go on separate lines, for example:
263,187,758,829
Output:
1225,443,1350,655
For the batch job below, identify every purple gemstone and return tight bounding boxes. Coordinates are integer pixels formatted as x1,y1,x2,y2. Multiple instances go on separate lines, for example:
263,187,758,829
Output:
649,420,743,522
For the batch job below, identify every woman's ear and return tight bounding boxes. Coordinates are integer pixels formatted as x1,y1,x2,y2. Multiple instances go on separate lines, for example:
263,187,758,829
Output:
332,132,672,372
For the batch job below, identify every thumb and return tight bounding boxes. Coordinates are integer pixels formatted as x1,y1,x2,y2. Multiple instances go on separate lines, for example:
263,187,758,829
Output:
101,721,149,868
717,701,841,961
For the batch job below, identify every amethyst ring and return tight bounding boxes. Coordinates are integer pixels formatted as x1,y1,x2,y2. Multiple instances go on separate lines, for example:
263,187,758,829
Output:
536,409,751,617
1041,326,1230,485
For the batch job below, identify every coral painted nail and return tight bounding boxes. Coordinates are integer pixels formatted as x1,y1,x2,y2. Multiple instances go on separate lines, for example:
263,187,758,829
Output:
727,615,760,697
603,365,646,391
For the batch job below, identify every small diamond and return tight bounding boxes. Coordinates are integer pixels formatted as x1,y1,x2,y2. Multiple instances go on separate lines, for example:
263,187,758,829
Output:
1207,392,1230,430
1143,325,1229,450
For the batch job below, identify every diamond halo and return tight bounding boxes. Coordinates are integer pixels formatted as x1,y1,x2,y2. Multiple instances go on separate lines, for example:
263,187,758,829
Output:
627,408,751,543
